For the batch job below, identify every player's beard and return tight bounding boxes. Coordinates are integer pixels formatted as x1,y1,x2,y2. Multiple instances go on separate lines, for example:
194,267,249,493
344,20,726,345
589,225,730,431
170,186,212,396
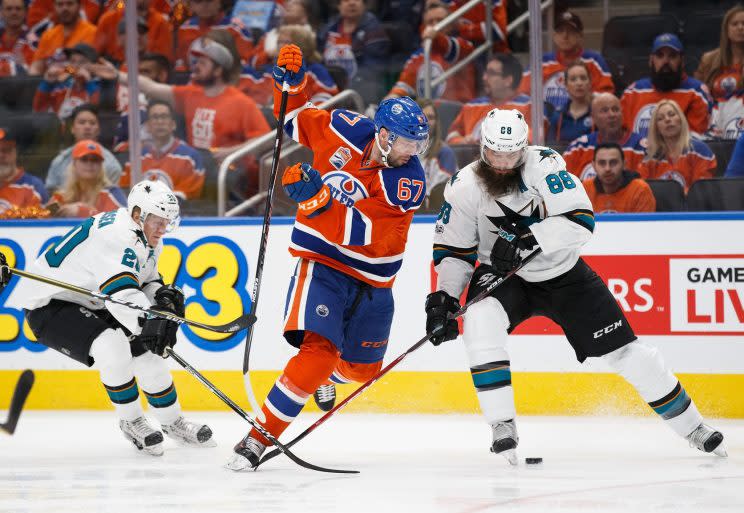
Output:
650,65,682,92
474,159,522,198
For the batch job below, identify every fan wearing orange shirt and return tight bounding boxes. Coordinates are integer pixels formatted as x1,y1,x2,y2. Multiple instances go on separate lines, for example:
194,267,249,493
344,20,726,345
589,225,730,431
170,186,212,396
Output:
0,0,35,76
583,142,656,213
94,0,173,63
27,0,103,27
28,0,97,76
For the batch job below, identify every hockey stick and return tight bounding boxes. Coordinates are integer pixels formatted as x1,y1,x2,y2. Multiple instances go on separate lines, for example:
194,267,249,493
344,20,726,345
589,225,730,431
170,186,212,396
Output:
165,347,357,474
258,248,542,467
1,369,35,435
6,266,256,334
240,80,291,422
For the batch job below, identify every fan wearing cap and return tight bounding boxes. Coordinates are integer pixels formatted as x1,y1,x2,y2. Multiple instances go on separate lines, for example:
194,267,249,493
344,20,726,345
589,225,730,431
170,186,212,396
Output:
28,0,96,77
518,10,614,112
89,30,270,163
49,139,126,218
94,1,173,64
0,127,50,217
0,0,35,77
620,33,713,138
33,43,101,120
174,0,254,71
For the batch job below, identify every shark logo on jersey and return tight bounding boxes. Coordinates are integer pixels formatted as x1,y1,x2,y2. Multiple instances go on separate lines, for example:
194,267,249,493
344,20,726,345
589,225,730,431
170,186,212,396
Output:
537,147,559,162
323,171,369,207
486,200,543,235
329,146,352,170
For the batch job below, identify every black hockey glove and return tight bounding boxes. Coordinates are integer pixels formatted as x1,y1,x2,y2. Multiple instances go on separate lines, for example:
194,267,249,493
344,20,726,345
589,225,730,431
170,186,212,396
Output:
140,285,183,357
425,291,460,346
0,252,10,293
489,223,538,275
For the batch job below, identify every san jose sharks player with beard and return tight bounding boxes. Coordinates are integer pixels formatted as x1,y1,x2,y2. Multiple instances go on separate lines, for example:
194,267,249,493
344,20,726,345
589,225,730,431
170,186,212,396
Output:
426,108,726,465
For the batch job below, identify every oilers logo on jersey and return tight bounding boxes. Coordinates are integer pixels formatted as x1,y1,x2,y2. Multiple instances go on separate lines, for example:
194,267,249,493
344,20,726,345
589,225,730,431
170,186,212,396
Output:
323,171,369,207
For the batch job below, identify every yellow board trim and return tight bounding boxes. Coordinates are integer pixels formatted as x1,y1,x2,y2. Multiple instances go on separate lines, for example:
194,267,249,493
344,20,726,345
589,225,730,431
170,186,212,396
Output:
1,370,743,418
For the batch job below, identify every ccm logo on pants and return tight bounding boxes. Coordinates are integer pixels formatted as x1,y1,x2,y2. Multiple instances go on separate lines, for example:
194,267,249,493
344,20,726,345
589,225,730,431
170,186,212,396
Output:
593,320,623,339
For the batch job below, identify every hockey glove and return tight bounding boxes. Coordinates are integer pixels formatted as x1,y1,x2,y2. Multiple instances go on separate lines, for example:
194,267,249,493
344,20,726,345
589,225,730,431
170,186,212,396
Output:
489,223,538,275
0,252,10,293
282,162,331,217
273,44,306,89
425,291,460,346
140,286,182,358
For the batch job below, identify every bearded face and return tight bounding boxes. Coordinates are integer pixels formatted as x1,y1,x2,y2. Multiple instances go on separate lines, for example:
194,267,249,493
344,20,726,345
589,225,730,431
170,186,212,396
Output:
474,159,523,199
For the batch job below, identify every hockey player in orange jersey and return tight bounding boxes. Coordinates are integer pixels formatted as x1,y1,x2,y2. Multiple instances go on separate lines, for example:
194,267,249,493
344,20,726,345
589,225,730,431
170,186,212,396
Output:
226,44,430,471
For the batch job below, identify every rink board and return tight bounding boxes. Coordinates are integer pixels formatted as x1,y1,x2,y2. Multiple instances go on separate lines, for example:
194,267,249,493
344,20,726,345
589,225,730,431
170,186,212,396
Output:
1,213,743,416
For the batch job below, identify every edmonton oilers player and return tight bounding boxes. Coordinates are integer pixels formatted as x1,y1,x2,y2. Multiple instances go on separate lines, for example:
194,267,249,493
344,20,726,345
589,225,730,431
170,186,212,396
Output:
426,108,726,464
227,44,430,471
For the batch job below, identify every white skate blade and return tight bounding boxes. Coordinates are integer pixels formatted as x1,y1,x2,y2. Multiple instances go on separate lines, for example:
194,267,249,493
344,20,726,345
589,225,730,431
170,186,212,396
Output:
143,443,164,457
499,449,518,466
165,432,217,448
224,452,256,472
713,442,728,457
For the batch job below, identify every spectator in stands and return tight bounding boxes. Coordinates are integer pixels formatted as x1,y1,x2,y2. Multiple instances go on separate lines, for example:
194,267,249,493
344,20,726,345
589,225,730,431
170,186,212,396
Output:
175,0,254,71
249,0,314,69
417,98,457,196
48,139,126,217
519,10,613,112
724,130,744,177
113,52,171,150
695,5,744,103
240,24,338,106
563,93,647,180
583,142,656,213
119,100,205,200
547,61,593,143
0,0,35,76
32,43,100,120
621,33,712,138
46,104,122,192
437,0,508,53
28,0,96,76
317,0,390,81
27,0,103,28
384,1,476,103
94,0,173,65
639,99,717,192
446,53,531,144
0,126,49,216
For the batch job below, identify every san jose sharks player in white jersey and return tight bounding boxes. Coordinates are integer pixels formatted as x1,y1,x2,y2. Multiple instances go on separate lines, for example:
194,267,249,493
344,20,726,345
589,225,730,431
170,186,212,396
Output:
19,180,216,456
426,108,726,464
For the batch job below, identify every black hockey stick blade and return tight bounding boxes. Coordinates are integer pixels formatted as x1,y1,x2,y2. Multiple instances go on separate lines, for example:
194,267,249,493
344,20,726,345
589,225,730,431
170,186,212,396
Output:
165,349,357,474
1,369,35,435
189,312,258,334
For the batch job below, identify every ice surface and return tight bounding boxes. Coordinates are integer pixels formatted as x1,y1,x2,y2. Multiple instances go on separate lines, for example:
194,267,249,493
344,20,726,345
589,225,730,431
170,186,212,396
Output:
1,412,742,513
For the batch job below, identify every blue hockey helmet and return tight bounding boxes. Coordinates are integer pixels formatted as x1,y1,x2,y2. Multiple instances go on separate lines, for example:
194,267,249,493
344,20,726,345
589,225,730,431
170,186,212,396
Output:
374,96,430,158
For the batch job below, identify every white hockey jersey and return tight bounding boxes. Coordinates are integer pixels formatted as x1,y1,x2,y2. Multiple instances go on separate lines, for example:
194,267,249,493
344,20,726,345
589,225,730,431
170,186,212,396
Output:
21,208,164,334
433,146,595,298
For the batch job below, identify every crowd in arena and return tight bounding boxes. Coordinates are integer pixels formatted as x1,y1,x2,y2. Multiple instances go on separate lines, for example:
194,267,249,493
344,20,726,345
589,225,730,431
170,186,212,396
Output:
0,0,743,219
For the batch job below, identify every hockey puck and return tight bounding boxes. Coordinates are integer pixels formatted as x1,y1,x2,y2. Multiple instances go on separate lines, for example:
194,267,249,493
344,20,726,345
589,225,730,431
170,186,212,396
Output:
525,457,543,464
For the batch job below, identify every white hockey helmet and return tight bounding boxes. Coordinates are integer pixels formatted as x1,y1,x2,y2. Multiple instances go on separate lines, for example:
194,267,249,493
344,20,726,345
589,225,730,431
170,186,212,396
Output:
127,179,181,233
480,108,529,169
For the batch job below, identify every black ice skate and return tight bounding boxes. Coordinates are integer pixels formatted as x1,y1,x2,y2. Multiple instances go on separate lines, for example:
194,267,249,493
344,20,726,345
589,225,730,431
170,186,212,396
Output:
490,419,518,465
225,435,266,471
313,383,336,412
119,416,164,456
686,423,727,456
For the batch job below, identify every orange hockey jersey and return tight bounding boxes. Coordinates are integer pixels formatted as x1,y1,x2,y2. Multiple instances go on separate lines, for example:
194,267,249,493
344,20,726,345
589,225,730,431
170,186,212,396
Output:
562,130,647,180
442,0,508,52
637,139,717,191
446,94,532,144
275,83,426,288
51,187,126,217
583,171,656,213
388,33,476,102
0,27,34,76
620,76,713,137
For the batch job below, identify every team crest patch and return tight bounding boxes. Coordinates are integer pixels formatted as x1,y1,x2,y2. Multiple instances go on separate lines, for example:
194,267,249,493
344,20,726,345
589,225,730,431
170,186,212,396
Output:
329,146,352,170
316,304,329,317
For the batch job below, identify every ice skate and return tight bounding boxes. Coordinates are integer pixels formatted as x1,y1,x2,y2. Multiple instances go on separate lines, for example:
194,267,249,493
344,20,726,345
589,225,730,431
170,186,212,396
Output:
161,416,216,448
119,416,164,456
490,419,518,465
313,383,336,412
225,435,266,471
686,423,727,457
